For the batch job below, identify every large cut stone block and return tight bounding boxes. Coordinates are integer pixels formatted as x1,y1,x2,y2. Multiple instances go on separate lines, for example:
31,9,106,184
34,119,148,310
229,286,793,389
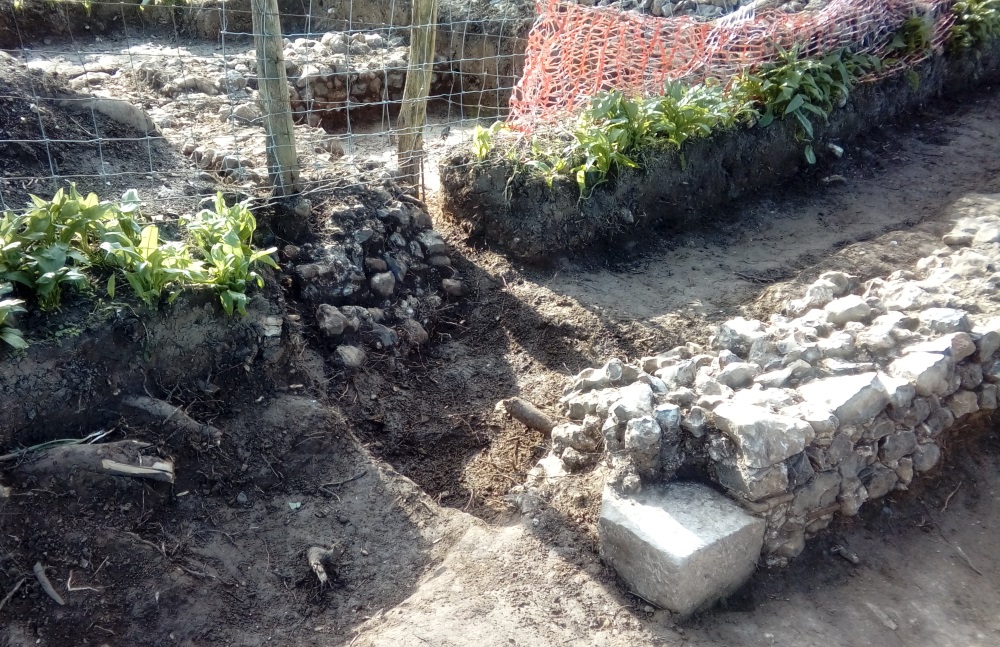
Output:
598,483,764,616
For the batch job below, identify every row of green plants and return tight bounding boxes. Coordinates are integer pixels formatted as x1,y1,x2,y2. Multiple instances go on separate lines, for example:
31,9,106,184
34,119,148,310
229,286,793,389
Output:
473,2,1000,198
0,186,277,349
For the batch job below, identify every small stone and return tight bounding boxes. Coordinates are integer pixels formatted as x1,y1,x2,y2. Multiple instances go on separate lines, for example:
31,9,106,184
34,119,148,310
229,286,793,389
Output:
370,272,395,298
336,345,367,368
553,422,599,453
912,443,941,472
316,304,349,336
401,318,429,345
236,491,249,505
824,295,872,326
442,278,466,296
896,458,913,485
904,332,976,361
561,447,592,472
230,102,261,124
369,323,398,349
838,477,868,516
609,382,654,424
714,461,789,501
654,403,681,434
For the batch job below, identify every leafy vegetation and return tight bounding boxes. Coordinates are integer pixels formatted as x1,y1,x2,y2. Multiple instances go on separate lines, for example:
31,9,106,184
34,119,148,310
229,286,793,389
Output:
475,4,997,199
0,186,277,350
950,0,1000,51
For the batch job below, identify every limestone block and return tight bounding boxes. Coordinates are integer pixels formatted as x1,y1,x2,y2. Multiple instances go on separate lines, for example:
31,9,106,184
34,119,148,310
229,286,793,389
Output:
598,483,764,616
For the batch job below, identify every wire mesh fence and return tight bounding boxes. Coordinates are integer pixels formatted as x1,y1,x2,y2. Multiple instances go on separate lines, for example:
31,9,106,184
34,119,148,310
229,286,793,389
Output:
0,0,531,213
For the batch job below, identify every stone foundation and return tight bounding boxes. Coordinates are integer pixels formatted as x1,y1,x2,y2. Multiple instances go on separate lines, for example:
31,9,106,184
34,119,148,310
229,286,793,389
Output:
524,193,1000,598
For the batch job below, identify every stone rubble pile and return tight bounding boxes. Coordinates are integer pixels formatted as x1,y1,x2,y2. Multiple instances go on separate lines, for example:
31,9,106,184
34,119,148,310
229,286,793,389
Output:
283,187,466,368
537,209,1000,566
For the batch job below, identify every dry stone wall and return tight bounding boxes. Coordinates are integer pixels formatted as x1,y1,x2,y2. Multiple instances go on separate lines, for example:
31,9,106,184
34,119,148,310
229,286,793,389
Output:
540,197,1000,567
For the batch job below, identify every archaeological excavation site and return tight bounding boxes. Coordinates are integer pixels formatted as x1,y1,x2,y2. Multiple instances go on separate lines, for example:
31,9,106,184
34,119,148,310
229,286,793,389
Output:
1,0,1000,644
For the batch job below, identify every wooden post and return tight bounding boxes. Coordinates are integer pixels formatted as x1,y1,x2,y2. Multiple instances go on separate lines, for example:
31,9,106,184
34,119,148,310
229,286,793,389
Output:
397,0,439,194
251,0,301,197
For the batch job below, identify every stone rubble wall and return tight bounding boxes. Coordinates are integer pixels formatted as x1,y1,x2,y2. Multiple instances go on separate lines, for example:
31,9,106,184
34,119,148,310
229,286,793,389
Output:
543,196,1000,566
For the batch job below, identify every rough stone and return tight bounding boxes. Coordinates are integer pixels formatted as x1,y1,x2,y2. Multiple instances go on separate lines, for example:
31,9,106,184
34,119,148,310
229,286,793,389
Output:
888,352,952,397
716,362,759,389
712,403,815,468
859,464,898,499
790,471,842,516
919,308,971,334
797,372,889,426
975,330,1000,362
912,443,941,472
946,389,980,419
824,295,872,326
370,271,396,298
552,422,600,453
712,317,767,355
441,279,467,296
905,332,976,361
786,451,815,488
958,363,984,390
598,483,765,616
895,457,914,485
561,447,593,472
879,430,918,463
714,461,789,501
653,403,681,434
316,304,349,336
624,416,662,479
980,383,999,410
335,345,367,368
838,477,868,516
401,318,429,345
681,406,707,437
609,382,654,424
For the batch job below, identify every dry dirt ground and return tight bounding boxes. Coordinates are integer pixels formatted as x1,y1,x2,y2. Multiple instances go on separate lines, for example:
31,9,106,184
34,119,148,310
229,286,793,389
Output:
2,35,1000,647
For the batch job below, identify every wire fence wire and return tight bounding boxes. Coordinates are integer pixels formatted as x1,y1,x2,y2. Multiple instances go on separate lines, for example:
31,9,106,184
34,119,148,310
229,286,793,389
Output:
0,0,530,213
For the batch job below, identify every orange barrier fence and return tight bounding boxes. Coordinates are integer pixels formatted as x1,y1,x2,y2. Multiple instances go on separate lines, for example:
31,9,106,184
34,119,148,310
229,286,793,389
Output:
508,0,955,128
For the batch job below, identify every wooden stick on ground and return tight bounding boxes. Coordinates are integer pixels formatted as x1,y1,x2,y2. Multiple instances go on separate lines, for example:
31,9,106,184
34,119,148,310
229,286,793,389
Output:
33,563,65,606
0,578,26,613
501,397,556,435
120,395,222,444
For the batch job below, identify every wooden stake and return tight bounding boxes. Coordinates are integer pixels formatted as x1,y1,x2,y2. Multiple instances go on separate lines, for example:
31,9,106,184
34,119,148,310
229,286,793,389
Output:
251,0,301,197
397,0,439,195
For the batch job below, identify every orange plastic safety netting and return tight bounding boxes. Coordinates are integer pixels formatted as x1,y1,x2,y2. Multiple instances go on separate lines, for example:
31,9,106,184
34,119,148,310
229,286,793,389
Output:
508,0,955,128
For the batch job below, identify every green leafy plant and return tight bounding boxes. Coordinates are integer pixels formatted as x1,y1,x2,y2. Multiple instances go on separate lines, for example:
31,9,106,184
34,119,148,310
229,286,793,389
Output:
885,14,934,61
0,282,27,350
472,122,504,160
950,0,1000,50
731,47,876,163
181,194,278,316
100,224,205,307
0,185,114,310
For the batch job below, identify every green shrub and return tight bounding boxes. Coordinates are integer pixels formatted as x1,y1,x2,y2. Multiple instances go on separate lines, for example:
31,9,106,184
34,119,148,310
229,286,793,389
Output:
951,0,1000,51
0,282,27,350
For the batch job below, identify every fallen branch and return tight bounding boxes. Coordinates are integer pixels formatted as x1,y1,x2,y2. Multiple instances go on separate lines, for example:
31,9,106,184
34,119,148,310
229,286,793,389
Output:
12,441,174,485
66,571,100,593
941,480,963,513
0,429,111,463
33,562,65,606
0,578,26,613
501,397,555,435
120,395,222,444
